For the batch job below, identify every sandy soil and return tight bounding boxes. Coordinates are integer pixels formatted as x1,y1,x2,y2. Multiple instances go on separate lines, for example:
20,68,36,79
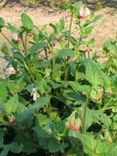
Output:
0,4,117,76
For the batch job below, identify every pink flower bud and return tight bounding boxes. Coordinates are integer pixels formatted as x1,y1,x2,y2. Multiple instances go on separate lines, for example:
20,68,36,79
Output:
12,33,20,42
72,125,80,132
66,117,81,132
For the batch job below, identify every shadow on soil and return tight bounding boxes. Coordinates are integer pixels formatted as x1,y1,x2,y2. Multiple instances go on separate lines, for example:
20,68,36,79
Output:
103,0,117,8
2,0,117,9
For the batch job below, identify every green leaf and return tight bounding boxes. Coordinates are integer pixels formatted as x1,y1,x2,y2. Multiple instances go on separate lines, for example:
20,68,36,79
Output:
0,81,8,102
0,17,5,28
84,59,103,86
33,126,50,150
90,110,112,128
23,142,36,154
0,145,10,156
0,129,4,147
70,81,91,95
33,96,50,109
4,94,19,114
81,59,111,88
85,108,93,130
84,26,94,35
29,42,47,53
8,81,25,95
21,13,33,30
56,48,75,58
96,141,117,156
35,114,52,127
0,142,23,156
6,24,18,33
1,43,9,55
99,111,112,128
92,15,102,23
106,144,117,156
78,133,96,155
34,126,50,139
10,142,23,153
17,96,50,122
48,137,67,153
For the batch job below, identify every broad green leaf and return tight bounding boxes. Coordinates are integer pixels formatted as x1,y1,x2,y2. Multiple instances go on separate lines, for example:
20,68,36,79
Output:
96,141,117,156
92,15,102,23
10,142,23,153
84,26,94,35
95,141,107,155
23,142,36,154
33,126,50,150
90,110,111,128
81,59,111,88
0,143,23,156
7,80,25,95
78,133,96,155
0,81,8,102
99,111,112,128
21,13,33,30
0,145,10,156
70,81,91,95
4,94,19,114
48,137,67,153
34,126,50,139
35,114,52,127
83,59,103,86
85,38,95,47
17,96,50,121
56,48,75,58
106,144,117,156
1,43,9,55
85,108,93,130
29,42,47,53
6,24,18,33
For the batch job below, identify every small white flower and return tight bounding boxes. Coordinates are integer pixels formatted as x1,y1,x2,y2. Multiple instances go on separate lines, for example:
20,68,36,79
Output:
32,88,40,101
6,66,16,74
85,7,90,16
79,7,91,19
12,33,20,42
79,7,85,18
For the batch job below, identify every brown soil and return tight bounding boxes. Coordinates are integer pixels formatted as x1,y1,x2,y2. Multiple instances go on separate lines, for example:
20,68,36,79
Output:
0,4,117,76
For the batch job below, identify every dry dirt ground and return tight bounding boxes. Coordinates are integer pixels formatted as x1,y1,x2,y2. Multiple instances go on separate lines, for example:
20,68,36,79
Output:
0,4,117,76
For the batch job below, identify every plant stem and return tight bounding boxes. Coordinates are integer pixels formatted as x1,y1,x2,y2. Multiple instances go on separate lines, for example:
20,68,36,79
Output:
24,33,28,53
64,12,74,81
82,95,89,133
21,35,26,53
23,61,35,82
21,33,28,54
64,63,69,81
0,31,12,46
76,22,83,59
51,45,55,79
67,12,73,48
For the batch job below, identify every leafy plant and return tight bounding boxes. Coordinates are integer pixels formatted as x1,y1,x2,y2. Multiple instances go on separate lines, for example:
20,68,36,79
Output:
0,1,117,156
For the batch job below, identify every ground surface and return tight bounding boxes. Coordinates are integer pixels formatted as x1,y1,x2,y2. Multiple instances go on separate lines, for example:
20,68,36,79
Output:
0,3,117,76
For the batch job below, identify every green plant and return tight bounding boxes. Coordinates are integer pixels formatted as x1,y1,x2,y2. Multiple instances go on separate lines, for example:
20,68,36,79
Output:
0,1,117,156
